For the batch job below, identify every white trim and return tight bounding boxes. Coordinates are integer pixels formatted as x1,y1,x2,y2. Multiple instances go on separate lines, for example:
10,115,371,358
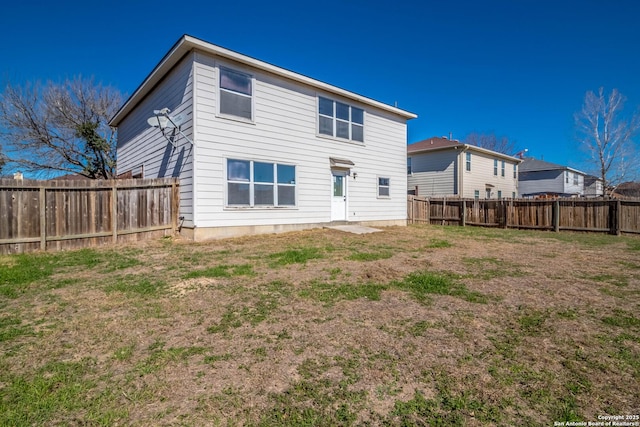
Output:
192,57,199,227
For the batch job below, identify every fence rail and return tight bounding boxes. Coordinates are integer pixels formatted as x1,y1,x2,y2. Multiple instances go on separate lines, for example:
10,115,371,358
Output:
0,178,179,254
408,196,640,235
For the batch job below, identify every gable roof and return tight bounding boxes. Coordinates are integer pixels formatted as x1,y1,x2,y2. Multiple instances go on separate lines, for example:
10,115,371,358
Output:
110,34,417,127
519,158,585,174
407,137,522,163
407,137,464,153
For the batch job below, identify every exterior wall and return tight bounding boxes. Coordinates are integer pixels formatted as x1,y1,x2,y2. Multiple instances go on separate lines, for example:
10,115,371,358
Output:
407,151,457,196
461,150,519,198
116,54,196,226
189,52,409,231
519,170,584,197
563,171,584,196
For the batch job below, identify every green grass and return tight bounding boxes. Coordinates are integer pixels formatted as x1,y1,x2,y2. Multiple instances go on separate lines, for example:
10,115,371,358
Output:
0,316,34,342
601,310,640,328
268,247,324,266
0,359,125,426
184,263,254,279
394,271,488,305
104,275,167,296
300,280,387,306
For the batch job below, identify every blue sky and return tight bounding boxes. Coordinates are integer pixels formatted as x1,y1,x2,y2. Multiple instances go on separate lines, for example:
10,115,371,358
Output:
2,0,639,171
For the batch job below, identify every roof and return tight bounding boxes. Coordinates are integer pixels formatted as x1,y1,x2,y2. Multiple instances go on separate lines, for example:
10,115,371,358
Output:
110,35,417,127
519,158,585,174
407,137,464,153
407,137,522,163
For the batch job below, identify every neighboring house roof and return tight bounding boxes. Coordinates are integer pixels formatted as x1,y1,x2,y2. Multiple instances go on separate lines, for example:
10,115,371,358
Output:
407,137,522,163
519,158,584,174
110,34,417,127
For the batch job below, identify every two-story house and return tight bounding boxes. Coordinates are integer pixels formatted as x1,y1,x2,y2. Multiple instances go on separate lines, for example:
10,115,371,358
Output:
407,137,521,199
518,158,593,198
109,35,417,240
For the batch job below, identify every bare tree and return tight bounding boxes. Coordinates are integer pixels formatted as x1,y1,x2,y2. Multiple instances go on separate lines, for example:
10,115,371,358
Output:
0,77,123,179
464,132,517,155
574,88,639,197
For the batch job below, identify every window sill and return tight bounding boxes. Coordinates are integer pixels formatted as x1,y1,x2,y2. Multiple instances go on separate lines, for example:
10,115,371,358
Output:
224,206,298,210
316,133,365,146
216,113,255,125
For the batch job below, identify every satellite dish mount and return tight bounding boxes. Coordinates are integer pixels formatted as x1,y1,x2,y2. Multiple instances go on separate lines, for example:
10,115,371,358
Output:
147,108,192,148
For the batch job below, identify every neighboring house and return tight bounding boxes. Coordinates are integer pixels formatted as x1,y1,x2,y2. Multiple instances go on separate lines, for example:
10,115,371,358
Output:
109,35,416,240
584,175,605,198
407,137,521,199
518,158,590,198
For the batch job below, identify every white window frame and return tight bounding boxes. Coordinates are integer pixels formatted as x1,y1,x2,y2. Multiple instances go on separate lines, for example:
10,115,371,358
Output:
494,159,498,176
466,152,471,171
377,176,391,198
501,160,505,177
218,66,255,122
317,96,365,143
513,164,517,179
225,159,296,208
407,157,412,175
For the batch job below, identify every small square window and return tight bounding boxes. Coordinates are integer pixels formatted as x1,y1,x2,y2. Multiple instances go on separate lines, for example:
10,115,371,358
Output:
378,177,390,197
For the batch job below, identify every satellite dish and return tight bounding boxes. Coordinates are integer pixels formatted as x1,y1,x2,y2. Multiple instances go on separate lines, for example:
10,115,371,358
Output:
147,107,193,147
147,115,170,129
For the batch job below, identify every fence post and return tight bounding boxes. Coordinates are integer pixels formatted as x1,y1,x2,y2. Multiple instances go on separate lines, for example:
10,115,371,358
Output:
39,186,46,251
553,200,560,232
613,200,621,235
461,199,466,227
111,183,118,244
501,200,508,228
172,180,179,233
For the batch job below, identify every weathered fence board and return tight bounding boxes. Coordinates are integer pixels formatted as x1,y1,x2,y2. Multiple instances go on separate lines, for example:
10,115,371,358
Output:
0,178,179,254
408,196,640,235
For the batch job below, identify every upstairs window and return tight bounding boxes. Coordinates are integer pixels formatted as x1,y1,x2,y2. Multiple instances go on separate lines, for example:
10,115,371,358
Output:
407,157,412,174
466,152,471,171
513,164,517,179
220,68,253,120
494,159,498,176
501,160,505,177
318,97,364,142
573,173,579,185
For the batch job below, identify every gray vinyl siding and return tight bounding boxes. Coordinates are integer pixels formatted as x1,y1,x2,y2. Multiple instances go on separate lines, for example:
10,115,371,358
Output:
191,52,408,227
518,170,564,196
116,53,195,226
519,169,584,196
407,151,457,196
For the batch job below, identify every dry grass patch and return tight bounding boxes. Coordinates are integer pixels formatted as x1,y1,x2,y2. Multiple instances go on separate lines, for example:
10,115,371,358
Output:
1,225,639,426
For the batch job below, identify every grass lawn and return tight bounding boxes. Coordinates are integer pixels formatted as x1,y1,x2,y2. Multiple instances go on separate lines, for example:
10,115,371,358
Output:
0,224,639,426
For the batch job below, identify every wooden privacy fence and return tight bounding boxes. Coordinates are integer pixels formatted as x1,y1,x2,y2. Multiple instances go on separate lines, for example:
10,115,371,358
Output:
408,196,640,235
0,178,179,254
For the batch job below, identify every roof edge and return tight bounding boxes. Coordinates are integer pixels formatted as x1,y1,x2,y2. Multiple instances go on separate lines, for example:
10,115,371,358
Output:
408,142,522,163
110,34,417,126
